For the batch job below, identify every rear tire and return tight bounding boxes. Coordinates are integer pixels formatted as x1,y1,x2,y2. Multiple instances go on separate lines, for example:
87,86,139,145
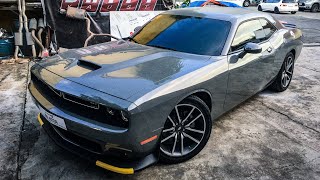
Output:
311,4,319,12
274,7,280,14
269,52,295,92
291,11,297,14
243,0,250,7
159,96,212,164
258,5,262,11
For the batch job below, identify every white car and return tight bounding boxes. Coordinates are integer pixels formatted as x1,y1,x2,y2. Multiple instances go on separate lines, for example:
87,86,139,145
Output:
258,0,299,14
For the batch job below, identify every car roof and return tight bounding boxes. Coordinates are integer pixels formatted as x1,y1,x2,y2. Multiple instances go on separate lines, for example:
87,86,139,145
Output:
163,6,272,23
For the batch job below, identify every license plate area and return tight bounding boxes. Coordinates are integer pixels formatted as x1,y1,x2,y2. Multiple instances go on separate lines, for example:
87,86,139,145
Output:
39,106,67,130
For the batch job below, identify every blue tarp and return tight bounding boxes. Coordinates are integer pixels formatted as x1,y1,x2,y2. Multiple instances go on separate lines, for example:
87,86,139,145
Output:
189,1,206,7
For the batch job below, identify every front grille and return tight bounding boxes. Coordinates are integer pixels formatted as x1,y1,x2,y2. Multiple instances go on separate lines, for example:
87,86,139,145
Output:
31,73,128,128
51,123,103,154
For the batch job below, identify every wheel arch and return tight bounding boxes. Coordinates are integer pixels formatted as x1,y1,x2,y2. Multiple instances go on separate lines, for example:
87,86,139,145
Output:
290,49,296,57
289,49,296,61
178,89,213,112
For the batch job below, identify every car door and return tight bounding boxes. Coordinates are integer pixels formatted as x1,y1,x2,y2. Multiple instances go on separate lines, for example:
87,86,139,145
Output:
262,0,272,10
224,19,275,110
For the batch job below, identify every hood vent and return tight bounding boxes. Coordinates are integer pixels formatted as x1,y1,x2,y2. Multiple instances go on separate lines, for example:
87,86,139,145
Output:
77,59,101,70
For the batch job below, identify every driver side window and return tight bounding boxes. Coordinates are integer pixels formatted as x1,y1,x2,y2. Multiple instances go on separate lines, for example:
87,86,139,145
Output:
230,19,265,52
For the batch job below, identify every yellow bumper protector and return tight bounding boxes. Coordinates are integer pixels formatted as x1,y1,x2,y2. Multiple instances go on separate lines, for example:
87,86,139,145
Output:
37,113,44,126
96,160,134,174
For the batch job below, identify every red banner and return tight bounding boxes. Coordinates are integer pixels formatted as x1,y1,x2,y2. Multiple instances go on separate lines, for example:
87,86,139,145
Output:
100,0,121,12
138,0,157,10
60,0,81,9
80,0,101,12
60,0,158,12
119,0,139,11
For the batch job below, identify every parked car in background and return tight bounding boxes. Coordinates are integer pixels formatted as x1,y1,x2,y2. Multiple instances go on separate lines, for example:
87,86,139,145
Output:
258,0,299,13
298,0,320,12
243,0,261,6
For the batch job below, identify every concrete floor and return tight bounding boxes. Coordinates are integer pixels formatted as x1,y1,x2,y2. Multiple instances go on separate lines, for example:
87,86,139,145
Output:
0,9,319,180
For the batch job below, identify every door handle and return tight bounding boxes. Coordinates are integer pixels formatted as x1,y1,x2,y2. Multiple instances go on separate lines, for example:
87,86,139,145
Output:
267,47,273,53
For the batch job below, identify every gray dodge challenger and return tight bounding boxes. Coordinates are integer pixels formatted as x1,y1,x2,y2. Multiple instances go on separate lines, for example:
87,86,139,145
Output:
29,6,303,174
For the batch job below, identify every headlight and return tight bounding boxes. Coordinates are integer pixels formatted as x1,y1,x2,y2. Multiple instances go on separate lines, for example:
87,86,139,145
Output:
120,111,129,122
106,107,129,128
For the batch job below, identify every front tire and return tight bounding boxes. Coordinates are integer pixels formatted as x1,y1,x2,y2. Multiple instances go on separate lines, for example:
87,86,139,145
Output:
159,96,212,164
258,5,262,11
274,7,280,14
269,52,295,92
291,11,297,14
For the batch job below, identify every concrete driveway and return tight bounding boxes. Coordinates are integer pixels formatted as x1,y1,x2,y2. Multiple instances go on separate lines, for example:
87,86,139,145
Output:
0,9,319,180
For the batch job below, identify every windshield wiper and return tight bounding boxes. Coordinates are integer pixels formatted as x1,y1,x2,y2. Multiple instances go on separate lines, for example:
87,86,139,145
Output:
147,45,177,51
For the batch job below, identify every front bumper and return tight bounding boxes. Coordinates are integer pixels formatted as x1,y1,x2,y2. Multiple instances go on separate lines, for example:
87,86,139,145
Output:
28,67,162,174
37,113,158,174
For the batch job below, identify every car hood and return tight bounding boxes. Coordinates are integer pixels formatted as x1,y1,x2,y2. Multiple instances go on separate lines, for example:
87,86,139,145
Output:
37,41,212,100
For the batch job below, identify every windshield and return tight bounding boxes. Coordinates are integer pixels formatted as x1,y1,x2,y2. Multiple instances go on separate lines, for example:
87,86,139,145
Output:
132,14,231,56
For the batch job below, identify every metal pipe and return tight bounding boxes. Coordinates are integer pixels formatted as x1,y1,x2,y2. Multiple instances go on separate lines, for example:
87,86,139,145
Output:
37,28,43,56
31,30,44,50
30,18,45,57
84,17,93,47
22,0,36,57
14,0,23,60
37,28,43,45
65,7,119,47
83,16,119,47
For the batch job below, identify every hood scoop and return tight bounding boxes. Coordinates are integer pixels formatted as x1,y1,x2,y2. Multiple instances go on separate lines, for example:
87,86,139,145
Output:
77,59,101,71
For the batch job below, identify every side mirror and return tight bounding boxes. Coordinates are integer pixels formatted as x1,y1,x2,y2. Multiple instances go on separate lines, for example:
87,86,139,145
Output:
239,43,262,58
244,43,262,54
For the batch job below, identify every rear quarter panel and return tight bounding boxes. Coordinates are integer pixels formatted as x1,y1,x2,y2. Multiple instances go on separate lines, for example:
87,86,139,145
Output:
268,27,303,76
